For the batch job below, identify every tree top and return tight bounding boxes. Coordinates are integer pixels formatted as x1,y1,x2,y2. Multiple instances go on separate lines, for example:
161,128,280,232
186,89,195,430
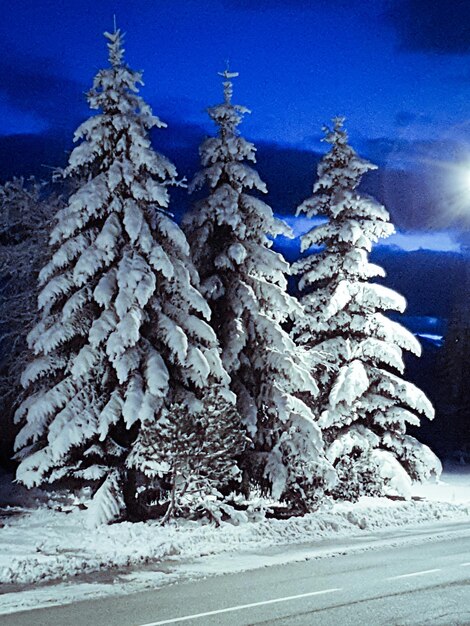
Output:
218,67,239,105
104,28,125,68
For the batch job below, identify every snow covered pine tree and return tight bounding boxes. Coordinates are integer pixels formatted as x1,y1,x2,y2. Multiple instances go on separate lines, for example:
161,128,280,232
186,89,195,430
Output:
292,117,441,500
184,70,334,511
14,30,243,525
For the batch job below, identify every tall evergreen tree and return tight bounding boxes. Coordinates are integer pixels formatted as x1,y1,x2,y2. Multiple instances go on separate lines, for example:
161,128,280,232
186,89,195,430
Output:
292,117,441,499
183,71,334,510
14,31,241,524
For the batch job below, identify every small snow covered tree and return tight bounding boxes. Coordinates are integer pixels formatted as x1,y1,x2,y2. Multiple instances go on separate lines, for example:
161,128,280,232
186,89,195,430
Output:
292,117,441,500
183,71,334,510
14,30,242,524
0,178,58,465
126,389,244,523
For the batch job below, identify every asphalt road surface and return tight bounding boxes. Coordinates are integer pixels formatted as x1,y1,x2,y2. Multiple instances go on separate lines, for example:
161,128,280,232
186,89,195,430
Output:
1,522,470,626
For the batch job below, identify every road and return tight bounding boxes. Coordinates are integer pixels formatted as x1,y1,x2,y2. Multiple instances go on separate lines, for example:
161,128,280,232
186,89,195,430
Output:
1,521,470,626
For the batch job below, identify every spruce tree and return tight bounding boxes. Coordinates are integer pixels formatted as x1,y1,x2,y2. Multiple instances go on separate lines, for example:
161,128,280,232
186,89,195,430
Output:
14,31,241,524
184,71,333,510
292,117,441,499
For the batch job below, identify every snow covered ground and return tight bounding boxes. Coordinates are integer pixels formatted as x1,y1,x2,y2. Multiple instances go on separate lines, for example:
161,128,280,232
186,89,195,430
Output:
0,465,469,615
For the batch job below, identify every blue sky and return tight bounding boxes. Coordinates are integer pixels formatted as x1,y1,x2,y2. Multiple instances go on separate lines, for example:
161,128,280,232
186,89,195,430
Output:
2,0,470,247
2,0,470,145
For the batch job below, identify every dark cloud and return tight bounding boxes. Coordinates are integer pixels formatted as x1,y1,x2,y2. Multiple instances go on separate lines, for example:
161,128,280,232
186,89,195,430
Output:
0,116,205,180
0,53,88,130
364,134,447,168
395,111,417,128
0,123,460,234
152,95,209,123
394,111,433,128
386,0,470,55
0,49,209,155
225,0,355,10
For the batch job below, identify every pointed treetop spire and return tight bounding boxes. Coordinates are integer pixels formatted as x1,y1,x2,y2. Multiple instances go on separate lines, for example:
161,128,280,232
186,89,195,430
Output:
104,26,125,68
322,115,347,144
218,63,239,104
332,115,346,128
331,116,347,137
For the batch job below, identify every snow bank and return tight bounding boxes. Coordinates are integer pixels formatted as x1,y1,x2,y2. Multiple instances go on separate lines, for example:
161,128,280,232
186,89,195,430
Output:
0,467,469,589
411,463,470,503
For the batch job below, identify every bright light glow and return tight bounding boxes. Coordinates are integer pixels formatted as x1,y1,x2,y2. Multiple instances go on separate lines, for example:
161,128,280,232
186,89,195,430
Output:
454,160,470,195
422,150,470,229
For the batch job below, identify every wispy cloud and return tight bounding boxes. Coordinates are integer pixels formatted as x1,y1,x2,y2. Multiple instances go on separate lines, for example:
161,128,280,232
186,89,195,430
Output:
279,214,463,253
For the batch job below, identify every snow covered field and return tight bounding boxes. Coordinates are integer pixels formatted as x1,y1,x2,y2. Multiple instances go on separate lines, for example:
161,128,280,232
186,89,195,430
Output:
0,465,469,615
